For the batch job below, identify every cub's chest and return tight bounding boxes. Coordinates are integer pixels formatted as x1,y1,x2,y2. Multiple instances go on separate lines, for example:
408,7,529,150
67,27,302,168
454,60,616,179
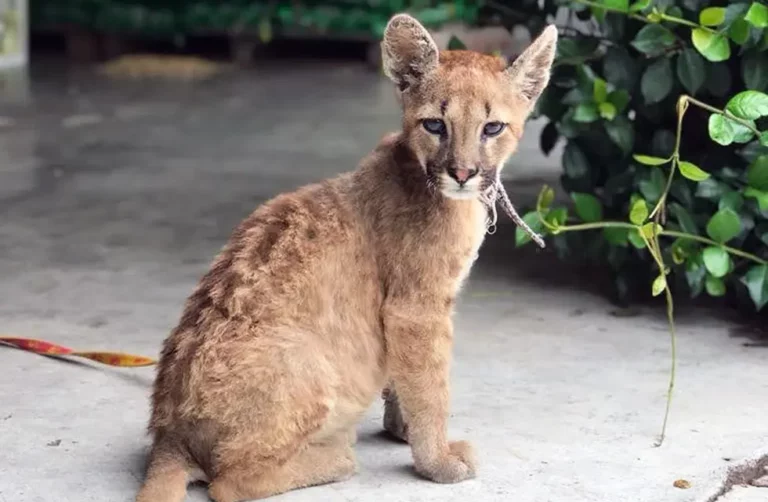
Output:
452,205,488,290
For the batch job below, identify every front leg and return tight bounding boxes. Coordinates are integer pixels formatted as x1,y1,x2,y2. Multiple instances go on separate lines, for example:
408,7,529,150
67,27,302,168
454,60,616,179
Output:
383,304,476,484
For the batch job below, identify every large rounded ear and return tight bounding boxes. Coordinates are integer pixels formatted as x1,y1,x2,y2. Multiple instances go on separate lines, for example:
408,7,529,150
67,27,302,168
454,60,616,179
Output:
505,25,558,106
381,14,439,91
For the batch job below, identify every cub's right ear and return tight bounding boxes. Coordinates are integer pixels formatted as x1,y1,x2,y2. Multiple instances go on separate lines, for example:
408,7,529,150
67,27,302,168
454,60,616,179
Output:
381,14,439,91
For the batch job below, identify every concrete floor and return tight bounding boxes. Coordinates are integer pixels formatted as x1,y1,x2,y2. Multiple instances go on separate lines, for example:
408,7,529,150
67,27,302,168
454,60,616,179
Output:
0,60,766,502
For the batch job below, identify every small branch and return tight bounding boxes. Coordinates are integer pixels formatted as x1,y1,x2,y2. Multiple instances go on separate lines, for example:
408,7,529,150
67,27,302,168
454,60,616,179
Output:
650,210,675,447
569,0,717,34
662,231,768,264
569,0,647,22
685,96,763,137
659,12,716,33
650,96,688,220
542,221,767,265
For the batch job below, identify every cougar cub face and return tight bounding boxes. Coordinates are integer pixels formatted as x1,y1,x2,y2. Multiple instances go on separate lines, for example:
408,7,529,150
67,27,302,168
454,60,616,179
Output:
381,15,558,201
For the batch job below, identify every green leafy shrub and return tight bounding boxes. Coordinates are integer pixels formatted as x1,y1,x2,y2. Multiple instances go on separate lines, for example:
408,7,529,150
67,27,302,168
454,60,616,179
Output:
489,0,768,312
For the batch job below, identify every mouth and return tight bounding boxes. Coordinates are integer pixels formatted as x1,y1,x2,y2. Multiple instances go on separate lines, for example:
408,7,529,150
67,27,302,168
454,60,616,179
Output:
438,173,482,200
441,185,479,200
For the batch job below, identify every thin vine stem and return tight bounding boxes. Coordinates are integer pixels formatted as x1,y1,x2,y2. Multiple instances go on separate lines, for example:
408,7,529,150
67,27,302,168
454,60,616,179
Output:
685,96,763,137
663,231,768,264
570,0,717,33
645,215,676,447
649,98,688,220
569,0,648,22
538,219,768,265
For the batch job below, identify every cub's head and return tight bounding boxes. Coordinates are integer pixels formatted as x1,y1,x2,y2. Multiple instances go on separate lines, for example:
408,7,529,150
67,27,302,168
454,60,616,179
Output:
382,14,557,200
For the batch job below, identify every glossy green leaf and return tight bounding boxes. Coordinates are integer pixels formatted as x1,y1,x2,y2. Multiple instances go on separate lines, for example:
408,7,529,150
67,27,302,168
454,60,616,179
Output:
745,2,768,28
599,102,617,120
733,121,758,144
741,265,768,310
604,47,638,89
447,35,467,50
630,0,650,13
572,192,603,222
676,48,706,95
697,178,727,200
593,78,608,103
639,168,666,202
628,228,647,248
573,103,600,123
745,187,768,210
669,203,699,234
540,122,559,156
686,258,706,297
678,161,710,181
641,222,663,238
671,238,695,264
608,90,630,112
758,224,768,247
546,207,568,229
699,7,726,26
563,142,590,179
726,91,768,120
706,208,742,242
705,275,726,296
605,115,634,153
556,37,600,65
702,246,731,278
629,198,649,225
652,274,667,296
729,19,751,45
709,115,736,145
516,211,544,247
641,58,674,104
692,29,732,62
631,24,676,55
742,51,768,92
719,191,745,212
633,154,668,166
724,2,751,25
747,155,768,190
604,0,630,11
761,132,768,147
603,227,629,246
537,185,555,211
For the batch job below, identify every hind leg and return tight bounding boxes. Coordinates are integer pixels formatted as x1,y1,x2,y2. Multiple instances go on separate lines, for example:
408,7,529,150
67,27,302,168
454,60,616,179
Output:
382,385,408,443
208,434,356,502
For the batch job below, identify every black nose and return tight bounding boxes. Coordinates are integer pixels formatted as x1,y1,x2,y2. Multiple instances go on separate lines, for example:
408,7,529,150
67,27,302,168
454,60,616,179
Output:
447,167,479,187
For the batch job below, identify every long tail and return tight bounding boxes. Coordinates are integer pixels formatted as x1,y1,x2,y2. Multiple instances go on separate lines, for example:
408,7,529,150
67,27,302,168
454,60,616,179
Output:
136,442,190,502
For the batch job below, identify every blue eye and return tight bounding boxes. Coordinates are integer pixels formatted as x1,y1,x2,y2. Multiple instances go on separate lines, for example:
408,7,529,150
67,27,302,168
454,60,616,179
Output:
422,119,446,135
483,122,506,137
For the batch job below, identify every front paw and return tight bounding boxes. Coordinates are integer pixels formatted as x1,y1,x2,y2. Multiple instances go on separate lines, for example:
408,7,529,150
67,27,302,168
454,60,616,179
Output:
416,441,477,484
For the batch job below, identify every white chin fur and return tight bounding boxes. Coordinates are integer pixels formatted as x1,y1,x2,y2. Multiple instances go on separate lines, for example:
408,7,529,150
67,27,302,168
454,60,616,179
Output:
442,188,479,200
439,174,481,200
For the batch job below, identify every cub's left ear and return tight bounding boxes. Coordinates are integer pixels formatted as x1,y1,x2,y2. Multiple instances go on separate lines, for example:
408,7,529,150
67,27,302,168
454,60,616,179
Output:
505,25,558,105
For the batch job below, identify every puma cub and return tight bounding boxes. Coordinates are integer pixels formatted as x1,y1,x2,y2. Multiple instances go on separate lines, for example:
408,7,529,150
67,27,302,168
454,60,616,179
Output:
136,14,556,502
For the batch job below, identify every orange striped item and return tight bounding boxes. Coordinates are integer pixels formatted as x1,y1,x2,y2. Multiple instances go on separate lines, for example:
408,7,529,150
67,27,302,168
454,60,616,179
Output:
0,336,157,367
